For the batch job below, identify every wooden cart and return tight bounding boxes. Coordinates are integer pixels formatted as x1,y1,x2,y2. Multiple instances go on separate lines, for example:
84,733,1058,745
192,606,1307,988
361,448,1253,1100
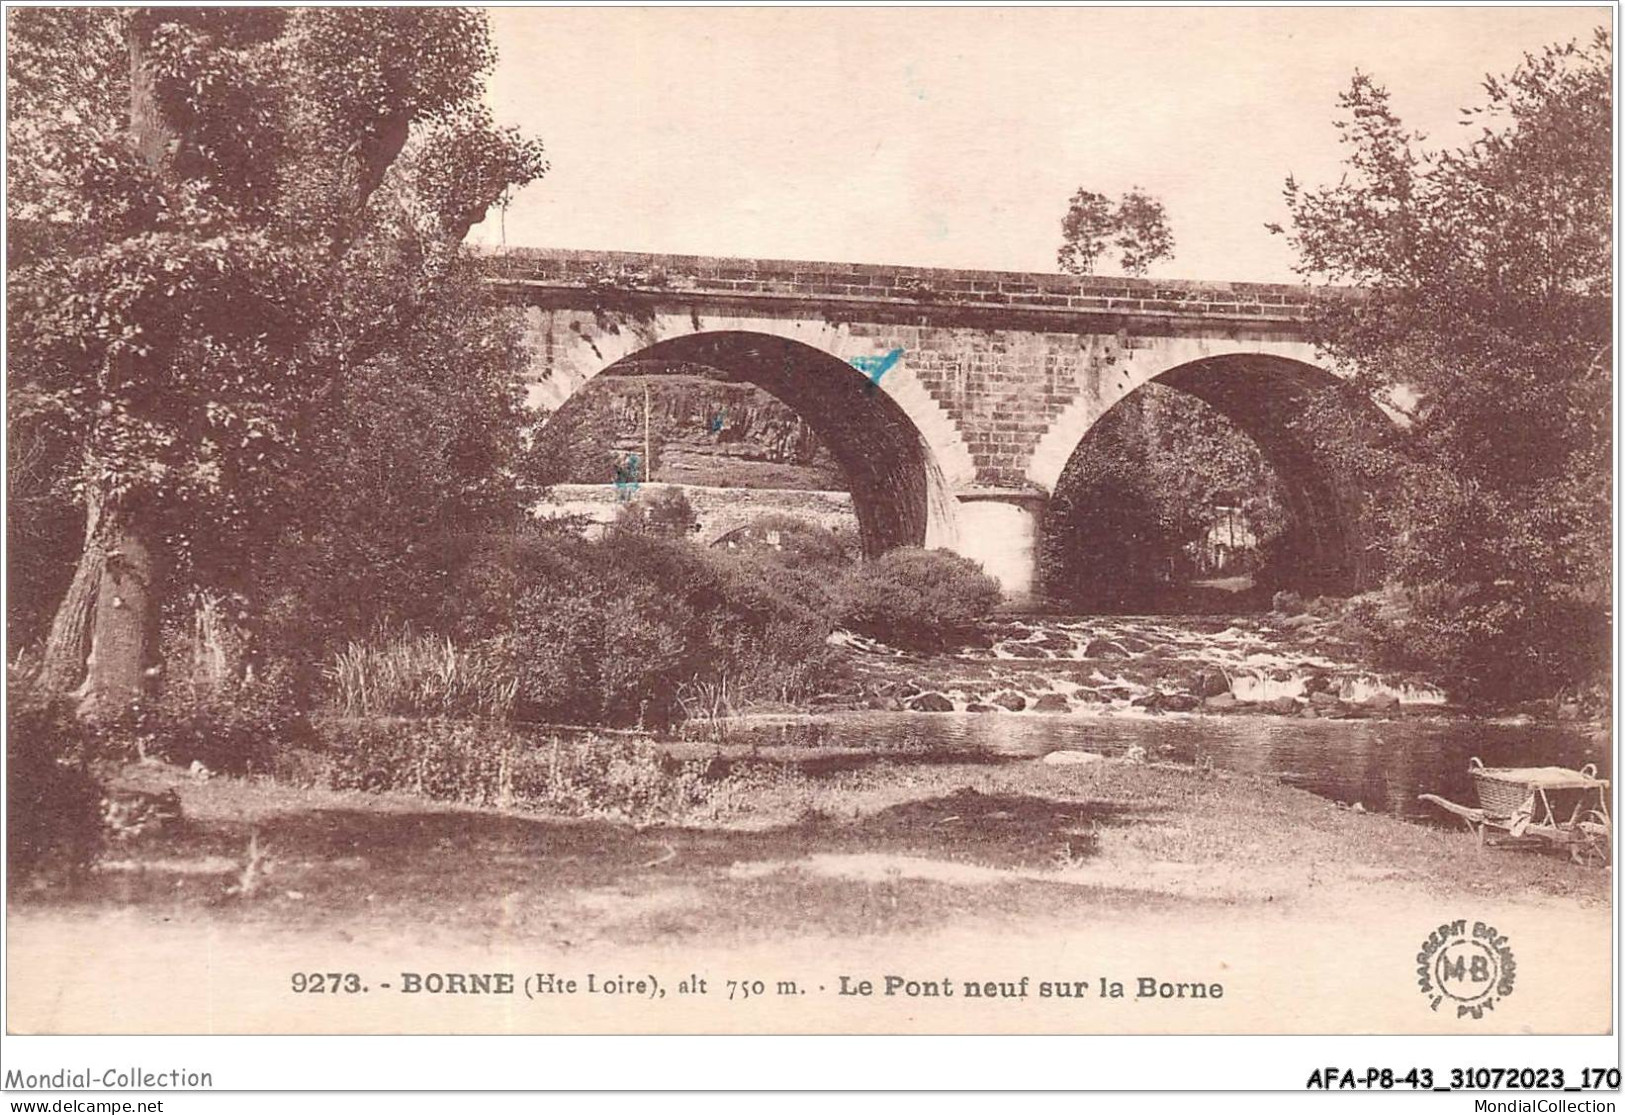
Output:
1419,757,1612,867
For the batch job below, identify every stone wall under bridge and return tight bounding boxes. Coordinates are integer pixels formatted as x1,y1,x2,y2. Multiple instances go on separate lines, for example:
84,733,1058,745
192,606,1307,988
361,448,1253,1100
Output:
536,483,858,548
493,248,1375,602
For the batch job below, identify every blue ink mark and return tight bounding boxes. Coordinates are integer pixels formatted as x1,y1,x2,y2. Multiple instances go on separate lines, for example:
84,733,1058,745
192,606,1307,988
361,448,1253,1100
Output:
709,408,727,434
849,348,904,394
904,63,927,101
613,452,643,502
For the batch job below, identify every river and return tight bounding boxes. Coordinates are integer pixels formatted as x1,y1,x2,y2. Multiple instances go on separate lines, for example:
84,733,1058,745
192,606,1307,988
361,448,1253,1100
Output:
698,711,1607,825
688,613,1610,826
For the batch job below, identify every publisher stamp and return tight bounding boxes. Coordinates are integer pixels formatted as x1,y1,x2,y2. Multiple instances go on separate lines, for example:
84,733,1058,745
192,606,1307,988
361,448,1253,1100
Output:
1417,919,1517,1019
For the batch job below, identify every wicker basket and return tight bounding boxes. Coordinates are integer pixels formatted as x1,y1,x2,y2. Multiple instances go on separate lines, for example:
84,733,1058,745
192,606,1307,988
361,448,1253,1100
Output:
1470,769,1536,816
1468,757,1604,821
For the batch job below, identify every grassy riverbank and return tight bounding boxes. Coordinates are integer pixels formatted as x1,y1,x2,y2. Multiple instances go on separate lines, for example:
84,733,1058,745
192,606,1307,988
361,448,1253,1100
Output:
16,749,1606,946
12,749,1611,1034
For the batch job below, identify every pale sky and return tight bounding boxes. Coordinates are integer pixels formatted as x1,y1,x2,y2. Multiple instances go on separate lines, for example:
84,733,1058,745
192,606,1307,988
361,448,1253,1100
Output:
471,6,1610,283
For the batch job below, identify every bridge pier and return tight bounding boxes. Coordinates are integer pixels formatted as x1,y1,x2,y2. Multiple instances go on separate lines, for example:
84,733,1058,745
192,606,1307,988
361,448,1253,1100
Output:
951,490,1048,605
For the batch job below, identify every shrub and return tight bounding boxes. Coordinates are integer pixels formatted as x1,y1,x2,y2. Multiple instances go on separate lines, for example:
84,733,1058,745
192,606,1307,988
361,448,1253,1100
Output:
703,551,837,684
508,529,837,726
613,485,697,539
514,580,697,725
305,717,718,824
834,548,1003,650
138,664,308,775
1335,582,1609,704
721,513,858,572
6,673,103,882
325,629,516,720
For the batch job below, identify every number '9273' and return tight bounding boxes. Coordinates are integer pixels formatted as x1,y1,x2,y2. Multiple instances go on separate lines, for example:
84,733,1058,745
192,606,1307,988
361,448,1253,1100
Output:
291,972,364,993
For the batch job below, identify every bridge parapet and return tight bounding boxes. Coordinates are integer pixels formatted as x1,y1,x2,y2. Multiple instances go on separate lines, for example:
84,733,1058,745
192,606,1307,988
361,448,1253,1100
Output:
483,246,1320,330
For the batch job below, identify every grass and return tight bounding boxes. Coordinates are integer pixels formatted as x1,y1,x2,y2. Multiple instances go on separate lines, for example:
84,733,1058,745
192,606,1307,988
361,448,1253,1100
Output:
15,747,1608,952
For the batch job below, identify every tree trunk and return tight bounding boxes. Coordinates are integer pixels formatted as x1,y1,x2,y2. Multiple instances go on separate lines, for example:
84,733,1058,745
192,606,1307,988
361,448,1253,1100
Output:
36,492,165,718
35,15,175,717
84,504,163,716
36,498,104,696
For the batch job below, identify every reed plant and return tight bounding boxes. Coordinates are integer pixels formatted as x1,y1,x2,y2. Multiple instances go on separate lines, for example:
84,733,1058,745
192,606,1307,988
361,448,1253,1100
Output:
324,629,516,721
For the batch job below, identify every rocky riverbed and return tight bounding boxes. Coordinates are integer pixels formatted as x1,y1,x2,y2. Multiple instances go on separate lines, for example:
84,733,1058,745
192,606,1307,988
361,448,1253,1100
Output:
822,612,1458,721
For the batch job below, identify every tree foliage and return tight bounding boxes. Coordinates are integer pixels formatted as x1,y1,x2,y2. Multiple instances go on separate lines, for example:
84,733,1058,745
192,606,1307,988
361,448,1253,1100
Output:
835,548,1003,650
257,253,542,660
1055,189,1115,275
1271,31,1611,698
1057,185,1175,276
1112,188,1176,277
611,486,700,541
1041,385,1291,610
7,8,546,711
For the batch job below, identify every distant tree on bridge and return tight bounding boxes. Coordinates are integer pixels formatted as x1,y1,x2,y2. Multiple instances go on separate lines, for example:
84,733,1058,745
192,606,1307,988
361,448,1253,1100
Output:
1056,185,1175,277
8,9,547,715
1056,189,1114,275
1270,30,1611,698
1112,188,1176,278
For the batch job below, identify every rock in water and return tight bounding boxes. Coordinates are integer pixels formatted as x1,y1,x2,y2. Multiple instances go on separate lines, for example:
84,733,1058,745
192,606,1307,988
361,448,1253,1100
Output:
1042,750,1105,766
1032,693,1072,713
991,691,1027,712
907,692,955,712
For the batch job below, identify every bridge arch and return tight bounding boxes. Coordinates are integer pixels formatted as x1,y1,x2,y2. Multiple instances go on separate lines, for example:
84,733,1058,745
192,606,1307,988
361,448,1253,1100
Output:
534,328,962,557
1033,350,1383,600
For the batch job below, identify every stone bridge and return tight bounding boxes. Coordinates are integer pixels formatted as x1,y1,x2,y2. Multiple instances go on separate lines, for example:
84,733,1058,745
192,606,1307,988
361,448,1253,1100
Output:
491,248,1365,601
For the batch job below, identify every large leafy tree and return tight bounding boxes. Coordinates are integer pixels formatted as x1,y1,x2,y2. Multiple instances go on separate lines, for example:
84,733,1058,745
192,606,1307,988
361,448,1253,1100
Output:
1271,31,1611,696
8,9,545,714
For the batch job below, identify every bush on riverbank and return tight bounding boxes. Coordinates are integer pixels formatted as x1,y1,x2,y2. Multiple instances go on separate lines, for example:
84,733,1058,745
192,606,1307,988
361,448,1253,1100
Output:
835,548,1003,651
613,485,698,539
310,522,841,731
1329,584,1610,706
306,528,1009,736
495,526,840,725
727,513,859,572
137,666,309,775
